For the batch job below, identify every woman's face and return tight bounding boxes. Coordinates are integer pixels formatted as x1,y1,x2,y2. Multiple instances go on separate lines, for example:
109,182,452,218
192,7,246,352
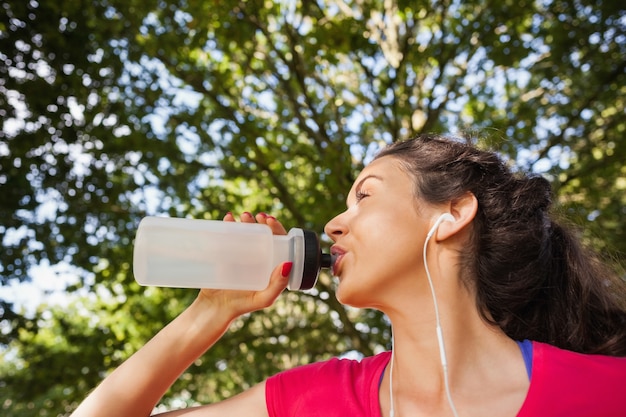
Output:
324,156,437,308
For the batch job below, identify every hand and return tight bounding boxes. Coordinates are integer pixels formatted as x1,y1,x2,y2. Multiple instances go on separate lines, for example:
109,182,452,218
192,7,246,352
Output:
195,212,290,319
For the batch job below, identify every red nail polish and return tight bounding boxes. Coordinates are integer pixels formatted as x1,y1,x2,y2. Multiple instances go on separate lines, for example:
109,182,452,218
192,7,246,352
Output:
281,262,293,277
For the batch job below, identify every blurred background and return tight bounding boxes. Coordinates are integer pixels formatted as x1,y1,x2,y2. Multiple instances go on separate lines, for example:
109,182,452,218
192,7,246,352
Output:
1,0,624,415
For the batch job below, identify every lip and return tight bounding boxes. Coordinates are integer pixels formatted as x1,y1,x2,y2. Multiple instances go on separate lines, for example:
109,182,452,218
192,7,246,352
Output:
330,245,346,276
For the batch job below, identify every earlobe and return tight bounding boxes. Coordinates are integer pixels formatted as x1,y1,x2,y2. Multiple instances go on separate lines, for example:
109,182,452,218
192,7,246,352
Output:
435,192,478,241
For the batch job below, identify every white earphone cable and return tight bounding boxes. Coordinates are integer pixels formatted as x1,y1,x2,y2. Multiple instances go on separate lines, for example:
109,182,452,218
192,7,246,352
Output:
389,333,395,417
422,229,460,417
388,222,460,417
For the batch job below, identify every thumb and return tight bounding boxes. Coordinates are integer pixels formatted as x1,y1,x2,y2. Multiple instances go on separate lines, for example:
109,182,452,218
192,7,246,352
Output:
250,262,292,310
269,261,292,293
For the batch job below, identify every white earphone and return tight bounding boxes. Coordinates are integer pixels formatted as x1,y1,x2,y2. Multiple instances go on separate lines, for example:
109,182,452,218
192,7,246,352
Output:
426,212,455,238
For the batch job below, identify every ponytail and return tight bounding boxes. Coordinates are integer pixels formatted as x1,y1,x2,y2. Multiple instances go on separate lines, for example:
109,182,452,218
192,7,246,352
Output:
486,216,626,355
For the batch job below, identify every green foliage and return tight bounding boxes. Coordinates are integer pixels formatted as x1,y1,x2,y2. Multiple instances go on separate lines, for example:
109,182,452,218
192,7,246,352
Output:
0,0,624,415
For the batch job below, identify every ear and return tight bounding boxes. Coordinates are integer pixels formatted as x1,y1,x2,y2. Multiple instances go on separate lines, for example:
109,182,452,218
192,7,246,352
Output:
435,192,478,242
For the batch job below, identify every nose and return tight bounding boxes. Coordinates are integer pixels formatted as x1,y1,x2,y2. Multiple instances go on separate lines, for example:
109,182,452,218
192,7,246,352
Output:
324,211,347,242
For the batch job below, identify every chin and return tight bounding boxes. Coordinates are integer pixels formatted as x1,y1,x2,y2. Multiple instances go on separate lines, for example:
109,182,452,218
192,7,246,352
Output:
335,282,373,309
334,280,355,305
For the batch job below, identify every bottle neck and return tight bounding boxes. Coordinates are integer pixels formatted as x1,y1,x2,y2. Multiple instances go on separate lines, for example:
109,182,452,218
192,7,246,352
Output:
273,228,306,290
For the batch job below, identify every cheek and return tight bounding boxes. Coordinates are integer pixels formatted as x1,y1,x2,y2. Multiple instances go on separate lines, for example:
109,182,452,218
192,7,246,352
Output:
365,231,426,281
354,213,424,273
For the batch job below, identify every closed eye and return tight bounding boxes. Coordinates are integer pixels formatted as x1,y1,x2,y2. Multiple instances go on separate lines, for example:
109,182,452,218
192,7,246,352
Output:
355,190,370,202
348,174,382,206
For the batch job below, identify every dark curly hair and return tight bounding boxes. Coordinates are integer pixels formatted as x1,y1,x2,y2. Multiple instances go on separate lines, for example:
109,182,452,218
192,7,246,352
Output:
375,133,626,356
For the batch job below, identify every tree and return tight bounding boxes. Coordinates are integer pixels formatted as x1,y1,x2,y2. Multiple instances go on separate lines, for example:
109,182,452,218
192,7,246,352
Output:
1,0,624,415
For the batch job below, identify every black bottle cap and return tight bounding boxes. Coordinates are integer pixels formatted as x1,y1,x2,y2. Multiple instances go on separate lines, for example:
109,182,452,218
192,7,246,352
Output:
299,230,334,290
300,230,323,290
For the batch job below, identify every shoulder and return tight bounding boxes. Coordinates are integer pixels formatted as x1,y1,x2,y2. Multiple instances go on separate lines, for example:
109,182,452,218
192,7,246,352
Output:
265,351,391,417
533,341,626,378
268,351,390,386
518,341,626,416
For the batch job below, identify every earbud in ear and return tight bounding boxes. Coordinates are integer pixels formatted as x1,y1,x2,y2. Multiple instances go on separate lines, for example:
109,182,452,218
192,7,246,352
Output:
439,213,455,223
427,213,455,238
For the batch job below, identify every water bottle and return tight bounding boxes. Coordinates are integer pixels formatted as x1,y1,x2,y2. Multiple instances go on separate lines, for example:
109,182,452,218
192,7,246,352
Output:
133,216,332,291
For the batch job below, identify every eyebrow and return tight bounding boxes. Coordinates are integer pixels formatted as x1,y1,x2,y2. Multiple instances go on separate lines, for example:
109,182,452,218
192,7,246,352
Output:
356,174,383,190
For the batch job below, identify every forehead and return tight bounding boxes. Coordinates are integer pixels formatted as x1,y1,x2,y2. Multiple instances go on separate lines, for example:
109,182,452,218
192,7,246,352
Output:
354,156,405,183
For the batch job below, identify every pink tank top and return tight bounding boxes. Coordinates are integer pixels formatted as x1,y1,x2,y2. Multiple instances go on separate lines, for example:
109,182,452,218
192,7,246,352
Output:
265,342,626,416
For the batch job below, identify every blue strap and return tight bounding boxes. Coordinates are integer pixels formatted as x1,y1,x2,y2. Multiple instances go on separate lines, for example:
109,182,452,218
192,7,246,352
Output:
516,339,533,379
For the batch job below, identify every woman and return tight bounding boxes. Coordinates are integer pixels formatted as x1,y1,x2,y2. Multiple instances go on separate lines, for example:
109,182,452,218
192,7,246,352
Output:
71,134,626,417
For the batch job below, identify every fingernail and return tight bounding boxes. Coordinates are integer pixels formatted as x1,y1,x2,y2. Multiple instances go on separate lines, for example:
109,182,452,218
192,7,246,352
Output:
281,262,293,277
259,212,268,218
243,212,252,217
267,215,276,221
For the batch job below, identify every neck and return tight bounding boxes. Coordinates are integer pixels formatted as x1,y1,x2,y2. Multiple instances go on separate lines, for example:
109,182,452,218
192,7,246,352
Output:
382,290,524,417
389,328,460,417
386,284,515,382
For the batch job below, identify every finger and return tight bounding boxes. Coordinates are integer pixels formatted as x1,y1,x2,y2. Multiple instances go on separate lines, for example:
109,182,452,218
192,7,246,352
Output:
255,212,269,224
265,215,288,235
240,212,256,223
251,262,291,309
223,212,236,222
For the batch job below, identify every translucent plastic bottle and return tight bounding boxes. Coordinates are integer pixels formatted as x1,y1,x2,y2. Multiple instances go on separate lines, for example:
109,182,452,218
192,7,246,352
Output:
133,216,332,291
